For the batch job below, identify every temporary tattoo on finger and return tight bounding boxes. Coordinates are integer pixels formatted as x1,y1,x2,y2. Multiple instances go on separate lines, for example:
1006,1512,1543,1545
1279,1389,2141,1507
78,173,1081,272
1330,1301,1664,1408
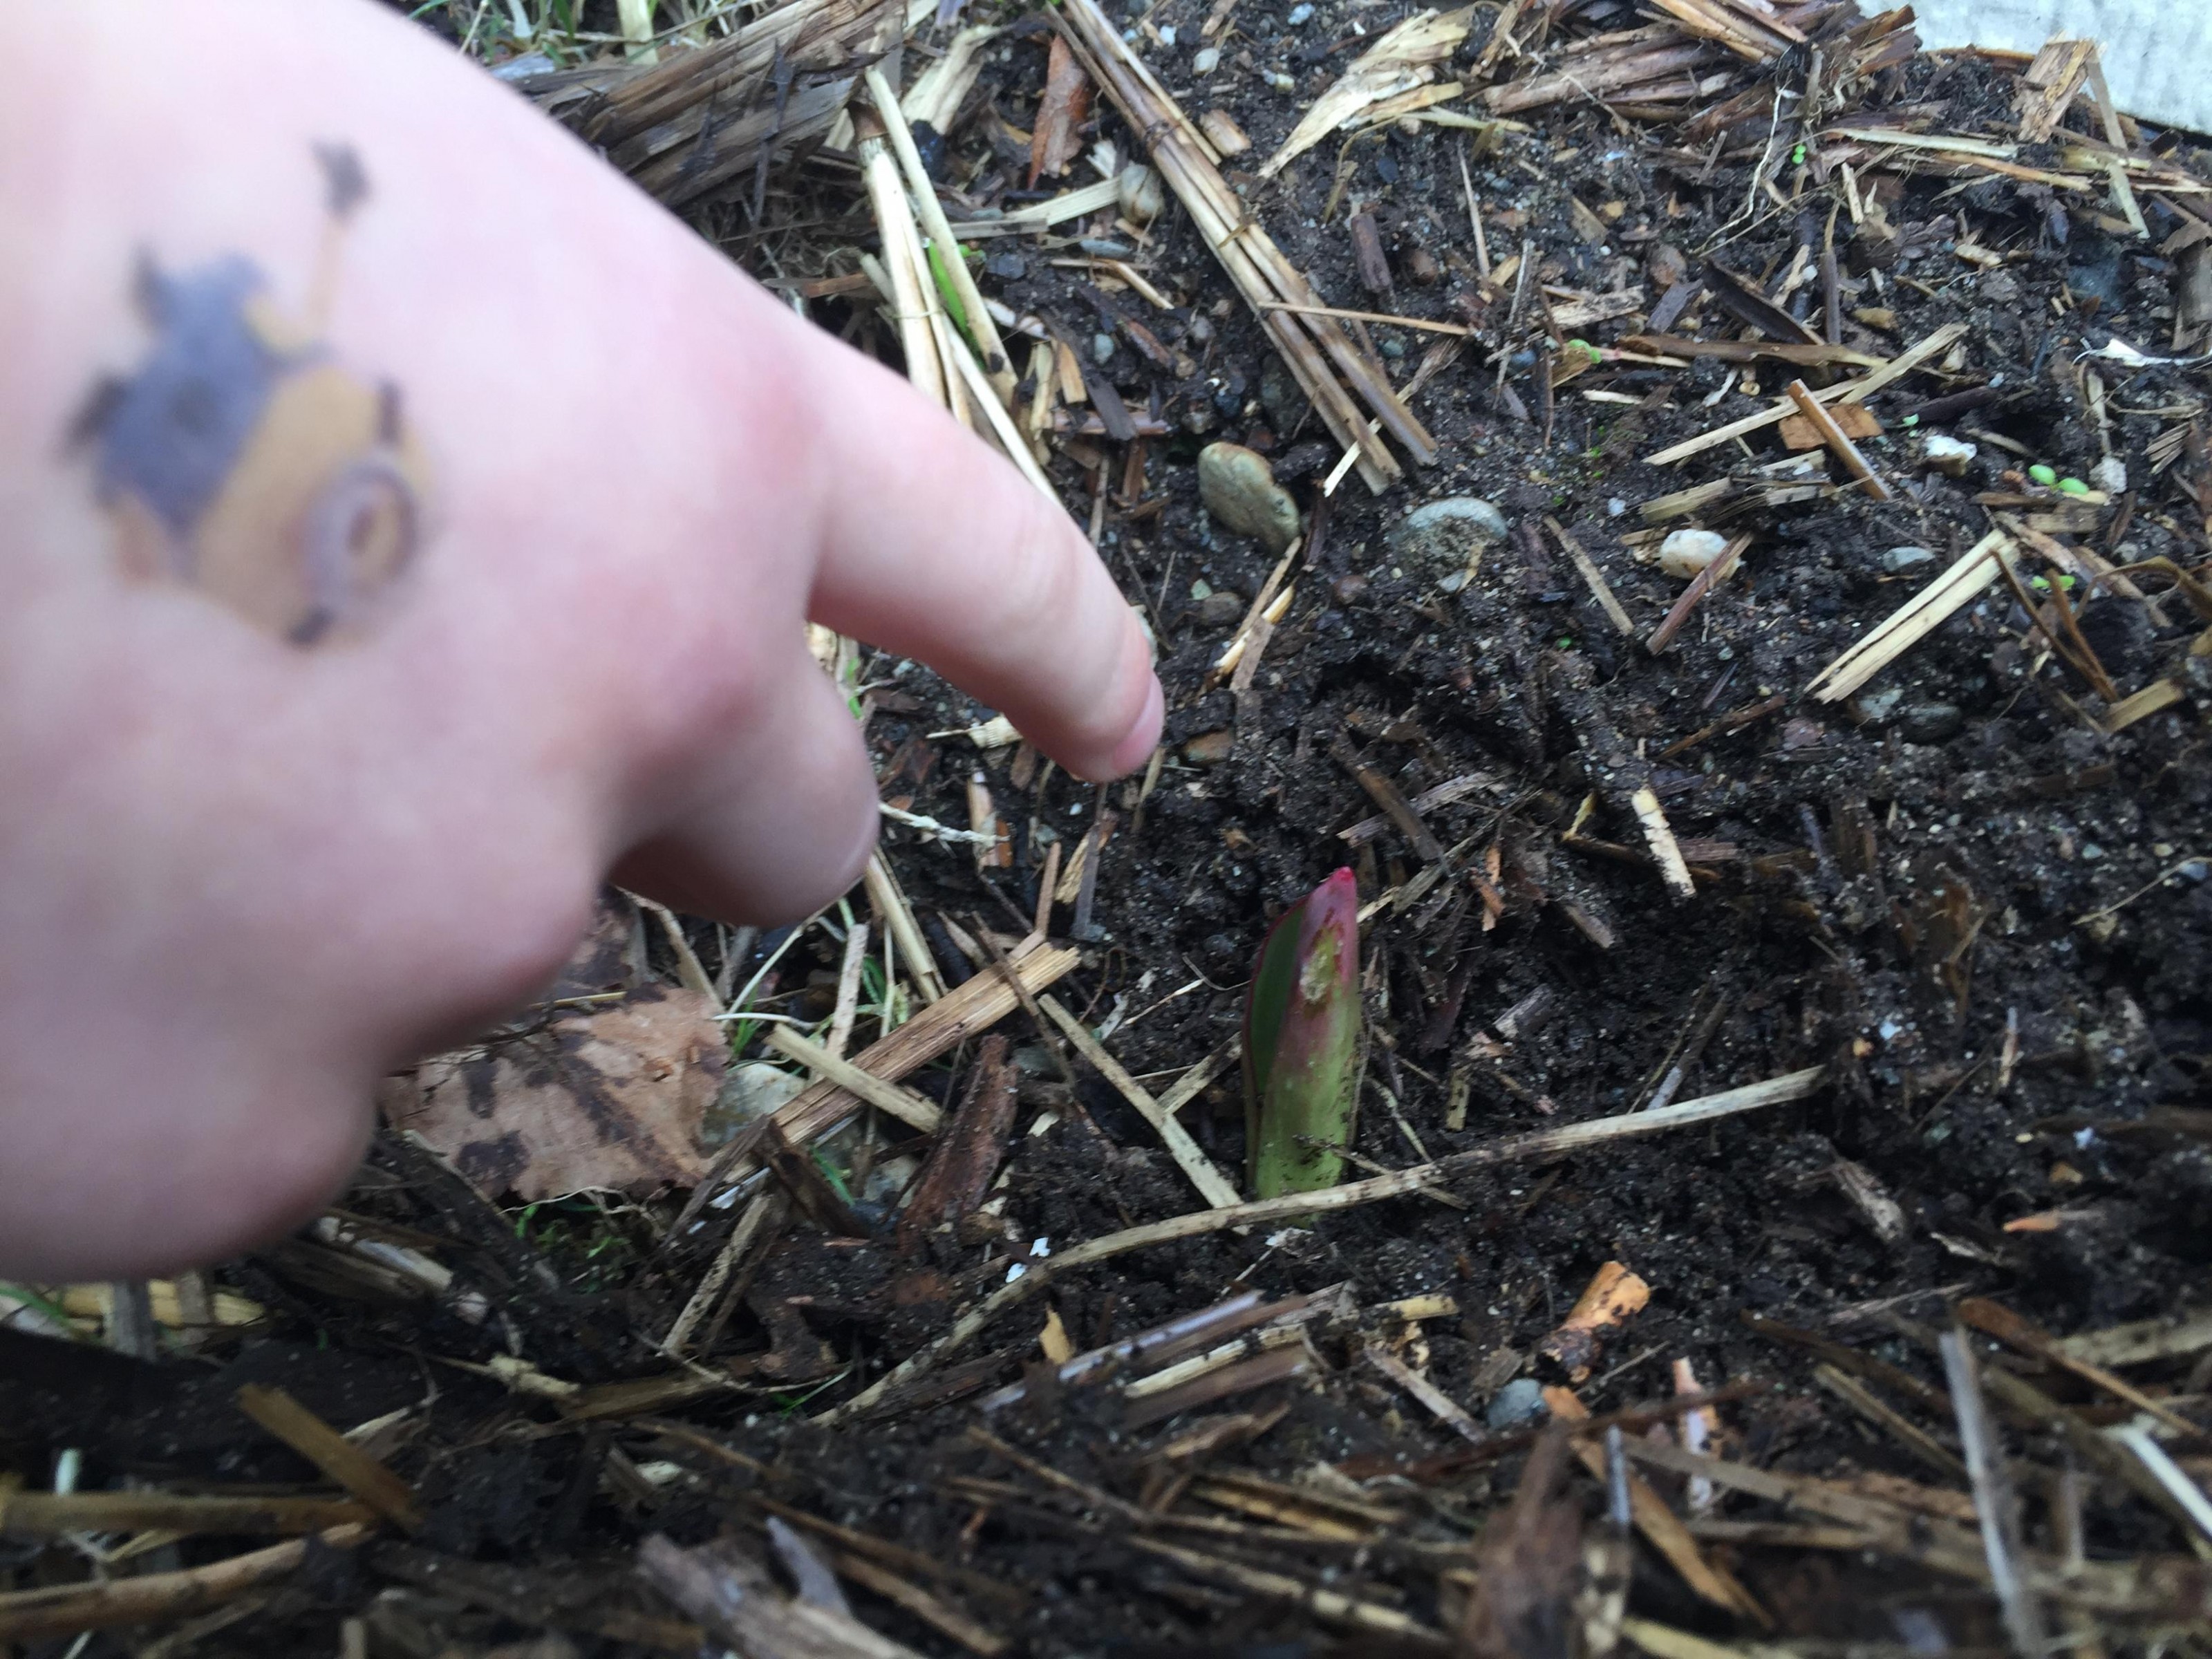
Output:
71,144,430,646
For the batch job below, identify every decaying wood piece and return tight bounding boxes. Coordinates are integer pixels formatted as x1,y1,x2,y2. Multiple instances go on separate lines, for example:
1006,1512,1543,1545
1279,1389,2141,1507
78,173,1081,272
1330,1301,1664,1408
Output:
1365,1341,1487,1444
1460,1431,1587,1655
1487,28,1725,116
1550,517,1638,637
1785,378,1893,500
1055,0,1435,491
2017,36,2098,144
897,1035,1018,1253
674,939,1080,1229
547,0,910,208
1331,733,1447,862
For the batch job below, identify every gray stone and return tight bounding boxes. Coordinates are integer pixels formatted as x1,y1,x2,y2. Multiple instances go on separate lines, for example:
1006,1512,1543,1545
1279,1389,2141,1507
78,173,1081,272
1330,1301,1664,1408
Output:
1093,332,1117,365
1197,443,1301,554
1192,590,1246,628
1884,545,1938,572
1387,496,1509,574
1859,686,1904,723
1897,702,1964,744
860,1154,920,1210
1485,1377,1548,1430
702,1062,806,1147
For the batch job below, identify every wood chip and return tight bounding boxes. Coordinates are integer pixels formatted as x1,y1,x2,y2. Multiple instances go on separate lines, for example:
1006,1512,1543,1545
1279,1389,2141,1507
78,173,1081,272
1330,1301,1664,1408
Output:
1808,531,2015,702
764,1025,944,1134
1785,377,1892,500
1548,516,1635,635
235,1385,422,1531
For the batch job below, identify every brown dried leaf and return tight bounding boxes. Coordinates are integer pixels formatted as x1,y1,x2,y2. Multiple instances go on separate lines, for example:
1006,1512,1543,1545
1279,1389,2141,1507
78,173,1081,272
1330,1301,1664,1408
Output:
1257,6,1472,179
1028,35,1092,187
377,986,724,1201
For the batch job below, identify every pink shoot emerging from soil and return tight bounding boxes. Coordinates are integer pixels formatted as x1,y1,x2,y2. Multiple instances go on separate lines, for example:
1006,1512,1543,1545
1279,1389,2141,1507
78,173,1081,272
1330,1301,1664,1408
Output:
1243,868,1362,1199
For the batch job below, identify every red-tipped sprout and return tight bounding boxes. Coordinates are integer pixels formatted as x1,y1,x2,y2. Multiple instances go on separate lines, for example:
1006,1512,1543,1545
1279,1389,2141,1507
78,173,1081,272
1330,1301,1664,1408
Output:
1243,868,1362,1198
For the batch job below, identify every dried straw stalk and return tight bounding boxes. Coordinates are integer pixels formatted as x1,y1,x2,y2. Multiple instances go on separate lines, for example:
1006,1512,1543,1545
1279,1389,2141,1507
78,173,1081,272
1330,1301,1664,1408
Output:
1053,0,1435,493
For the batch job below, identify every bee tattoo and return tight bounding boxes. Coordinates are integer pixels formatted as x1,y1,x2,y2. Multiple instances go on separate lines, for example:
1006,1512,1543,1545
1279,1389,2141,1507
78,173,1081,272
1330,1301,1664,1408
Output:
71,144,429,646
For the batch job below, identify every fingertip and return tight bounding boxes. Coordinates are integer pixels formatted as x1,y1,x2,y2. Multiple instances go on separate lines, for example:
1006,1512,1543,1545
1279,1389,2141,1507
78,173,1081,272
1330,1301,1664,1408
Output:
1105,672,1165,779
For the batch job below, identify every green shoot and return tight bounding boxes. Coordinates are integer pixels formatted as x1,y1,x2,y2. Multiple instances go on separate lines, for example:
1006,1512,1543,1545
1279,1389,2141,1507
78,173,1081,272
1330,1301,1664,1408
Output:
1244,869,1362,1198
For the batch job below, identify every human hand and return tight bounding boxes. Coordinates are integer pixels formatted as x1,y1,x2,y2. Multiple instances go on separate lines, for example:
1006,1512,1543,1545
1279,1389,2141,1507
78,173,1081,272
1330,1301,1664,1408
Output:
0,0,1160,1278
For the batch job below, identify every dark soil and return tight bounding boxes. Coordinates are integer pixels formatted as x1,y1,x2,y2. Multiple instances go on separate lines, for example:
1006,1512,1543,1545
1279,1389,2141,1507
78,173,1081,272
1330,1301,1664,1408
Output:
8,2,2212,1656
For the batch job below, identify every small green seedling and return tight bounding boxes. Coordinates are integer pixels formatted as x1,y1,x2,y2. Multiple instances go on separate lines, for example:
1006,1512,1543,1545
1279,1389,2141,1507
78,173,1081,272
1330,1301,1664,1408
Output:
1244,868,1362,1198
2029,463,2059,487
2057,476,2090,496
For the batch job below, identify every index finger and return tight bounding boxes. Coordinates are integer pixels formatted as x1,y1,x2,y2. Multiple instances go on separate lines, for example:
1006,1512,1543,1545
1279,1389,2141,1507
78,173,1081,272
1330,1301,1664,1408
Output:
795,331,1163,782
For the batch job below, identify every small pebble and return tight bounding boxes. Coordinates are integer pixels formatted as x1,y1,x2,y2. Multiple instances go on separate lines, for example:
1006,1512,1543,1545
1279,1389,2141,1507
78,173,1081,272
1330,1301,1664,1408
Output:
1380,337,1405,359
1897,702,1964,744
1922,433,1976,478
2092,456,2128,494
1332,572,1370,605
1486,1378,1548,1430
1265,69,1295,92
1157,24,1175,45
1884,545,1937,572
1386,496,1509,574
1608,498,1627,518
1093,332,1116,364
1658,527,1728,579
1184,729,1235,766
1192,590,1245,628
2082,843,2104,861
2029,462,2059,487
1197,442,1301,554
1286,1,1315,21
2179,860,2209,883
1192,44,1220,74
1116,163,1165,225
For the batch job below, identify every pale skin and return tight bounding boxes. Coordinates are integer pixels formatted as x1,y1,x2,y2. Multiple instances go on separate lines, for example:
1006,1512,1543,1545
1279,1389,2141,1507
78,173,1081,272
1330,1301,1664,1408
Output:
0,1,1163,1280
